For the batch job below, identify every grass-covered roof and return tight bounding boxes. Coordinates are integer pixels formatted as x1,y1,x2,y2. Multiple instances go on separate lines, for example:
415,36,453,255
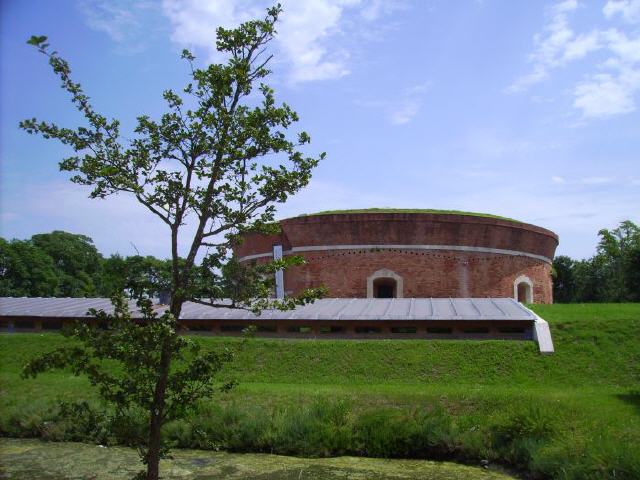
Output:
295,208,520,223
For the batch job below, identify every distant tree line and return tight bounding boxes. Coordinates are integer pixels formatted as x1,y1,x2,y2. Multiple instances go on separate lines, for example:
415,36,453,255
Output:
553,220,640,303
0,231,172,298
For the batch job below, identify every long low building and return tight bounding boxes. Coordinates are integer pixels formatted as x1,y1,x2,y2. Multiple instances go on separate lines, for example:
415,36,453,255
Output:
0,297,554,353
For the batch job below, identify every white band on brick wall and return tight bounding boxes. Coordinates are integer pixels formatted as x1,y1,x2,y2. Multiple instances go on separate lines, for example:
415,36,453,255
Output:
238,244,553,264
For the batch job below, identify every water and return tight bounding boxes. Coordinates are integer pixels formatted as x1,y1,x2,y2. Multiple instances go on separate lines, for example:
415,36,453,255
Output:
0,438,517,479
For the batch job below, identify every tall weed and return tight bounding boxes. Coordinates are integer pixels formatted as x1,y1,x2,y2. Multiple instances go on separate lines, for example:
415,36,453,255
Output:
354,407,457,459
491,404,556,468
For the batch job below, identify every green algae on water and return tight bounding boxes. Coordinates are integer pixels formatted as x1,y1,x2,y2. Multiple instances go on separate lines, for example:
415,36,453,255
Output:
0,438,518,479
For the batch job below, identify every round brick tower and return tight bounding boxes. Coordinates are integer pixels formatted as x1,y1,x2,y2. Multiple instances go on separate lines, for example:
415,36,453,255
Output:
234,210,559,303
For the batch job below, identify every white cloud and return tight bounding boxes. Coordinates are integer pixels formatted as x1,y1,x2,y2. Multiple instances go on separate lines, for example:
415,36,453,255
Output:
389,102,421,125
79,0,403,81
507,0,595,93
572,28,640,117
574,70,640,117
355,83,429,125
562,30,602,61
77,0,158,51
389,83,429,125
510,0,640,119
275,0,360,82
161,0,261,59
508,69,549,92
604,29,640,63
578,176,616,185
603,0,640,23
160,0,394,83
549,175,619,186
359,0,406,21
554,0,579,14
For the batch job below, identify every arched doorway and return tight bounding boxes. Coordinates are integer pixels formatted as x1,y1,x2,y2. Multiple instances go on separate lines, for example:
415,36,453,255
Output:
367,269,404,298
373,277,397,298
513,275,533,303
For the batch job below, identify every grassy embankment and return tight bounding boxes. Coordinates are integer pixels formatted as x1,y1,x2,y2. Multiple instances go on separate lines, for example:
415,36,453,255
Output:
0,304,638,479
293,208,522,222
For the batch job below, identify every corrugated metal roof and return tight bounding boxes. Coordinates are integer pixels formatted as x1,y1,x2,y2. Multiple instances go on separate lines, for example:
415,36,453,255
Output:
0,297,140,318
0,297,535,322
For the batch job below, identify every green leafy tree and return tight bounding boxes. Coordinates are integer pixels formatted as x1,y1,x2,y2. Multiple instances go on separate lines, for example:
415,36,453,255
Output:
20,5,325,479
0,238,60,296
624,244,640,302
596,220,640,301
31,231,102,296
22,295,236,479
552,255,576,303
572,257,606,302
98,255,172,298
552,220,640,303
97,253,128,296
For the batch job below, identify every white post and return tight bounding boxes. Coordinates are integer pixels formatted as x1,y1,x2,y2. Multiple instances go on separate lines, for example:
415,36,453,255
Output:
273,244,284,299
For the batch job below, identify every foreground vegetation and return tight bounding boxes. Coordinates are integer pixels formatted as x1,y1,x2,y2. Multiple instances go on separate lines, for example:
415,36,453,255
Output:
1,304,639,479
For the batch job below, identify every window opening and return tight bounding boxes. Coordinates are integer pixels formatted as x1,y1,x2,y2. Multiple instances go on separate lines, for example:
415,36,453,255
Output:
320,326,344,334
221,324,245,332
257,325,277,332
355,326,382,334
286,325,312,333
427,327,452,334
499,326,525,334
391,326,417,334
463,327,489,334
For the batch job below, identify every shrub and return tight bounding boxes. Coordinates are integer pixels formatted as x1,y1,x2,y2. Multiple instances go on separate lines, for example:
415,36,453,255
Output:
186,402,271,452
53,401,110,444
0,401,58,438
108,407,149,448
491,404,556,468
532,435,640,480
354,407,457,459
269,398,352,456
163,420,195,449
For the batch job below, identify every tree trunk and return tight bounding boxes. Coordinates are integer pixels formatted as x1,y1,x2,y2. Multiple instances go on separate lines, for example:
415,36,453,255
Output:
145,342,171,480
145,299,183,480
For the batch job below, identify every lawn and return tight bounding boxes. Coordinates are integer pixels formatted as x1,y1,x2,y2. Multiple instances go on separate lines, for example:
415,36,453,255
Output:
1,303,639,479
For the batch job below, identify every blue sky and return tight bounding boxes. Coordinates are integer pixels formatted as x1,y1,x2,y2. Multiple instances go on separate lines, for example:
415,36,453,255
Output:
1,0,638,260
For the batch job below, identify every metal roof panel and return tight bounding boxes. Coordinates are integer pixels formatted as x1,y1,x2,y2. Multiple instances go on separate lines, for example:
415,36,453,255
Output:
0,297,536,322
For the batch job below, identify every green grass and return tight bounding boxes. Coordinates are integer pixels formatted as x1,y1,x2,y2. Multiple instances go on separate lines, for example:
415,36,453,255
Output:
1,304,639,479
292,208,522,223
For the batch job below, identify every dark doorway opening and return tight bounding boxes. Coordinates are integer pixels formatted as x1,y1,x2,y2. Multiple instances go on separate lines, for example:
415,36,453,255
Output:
373,278,397,298
517,282,532,303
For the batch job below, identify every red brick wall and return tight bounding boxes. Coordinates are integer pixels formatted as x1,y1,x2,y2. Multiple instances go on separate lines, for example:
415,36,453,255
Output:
234,213,558,303
291,213,555,256
234,231,288,259
283,249,552,303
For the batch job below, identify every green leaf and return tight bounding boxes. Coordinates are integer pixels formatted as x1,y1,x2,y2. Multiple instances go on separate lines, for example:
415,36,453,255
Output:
27,35,48,47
